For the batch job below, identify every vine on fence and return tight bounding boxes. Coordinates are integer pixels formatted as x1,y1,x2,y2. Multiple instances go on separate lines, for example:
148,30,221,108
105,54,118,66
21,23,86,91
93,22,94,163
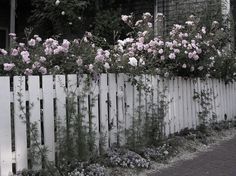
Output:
193,85,215,132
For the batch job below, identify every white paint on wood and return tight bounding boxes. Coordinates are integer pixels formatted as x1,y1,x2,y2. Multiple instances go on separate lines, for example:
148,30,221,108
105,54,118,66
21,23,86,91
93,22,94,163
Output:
116,74,125,145
124,75,133,131
168,78,175,134
78,75,89,128
42,76,55,162
177,77,184,130
108,74,118,146
14,76,28,171
172,78,179,132
0,77,12,176
99,74,109,148
55,75,66,126
90,77,100,150
28,76,41,169
186,79,192,129
1,74,236,175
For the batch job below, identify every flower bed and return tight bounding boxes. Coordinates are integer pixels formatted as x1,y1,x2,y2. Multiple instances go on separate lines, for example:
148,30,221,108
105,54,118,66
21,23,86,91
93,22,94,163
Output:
0,12,235,81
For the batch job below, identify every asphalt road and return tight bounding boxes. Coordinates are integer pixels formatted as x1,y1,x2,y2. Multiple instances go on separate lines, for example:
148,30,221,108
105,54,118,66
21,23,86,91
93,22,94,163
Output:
149,136,236,176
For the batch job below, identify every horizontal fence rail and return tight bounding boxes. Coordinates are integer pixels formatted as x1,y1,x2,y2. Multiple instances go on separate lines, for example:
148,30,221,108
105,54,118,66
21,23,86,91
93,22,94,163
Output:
0,74,236,175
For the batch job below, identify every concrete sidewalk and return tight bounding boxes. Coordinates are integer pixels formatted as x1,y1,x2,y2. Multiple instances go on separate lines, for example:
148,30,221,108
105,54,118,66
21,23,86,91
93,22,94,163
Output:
149,136,236,176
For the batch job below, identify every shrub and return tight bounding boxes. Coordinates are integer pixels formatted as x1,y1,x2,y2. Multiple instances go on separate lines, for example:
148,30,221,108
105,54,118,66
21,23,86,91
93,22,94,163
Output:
0,12,234,80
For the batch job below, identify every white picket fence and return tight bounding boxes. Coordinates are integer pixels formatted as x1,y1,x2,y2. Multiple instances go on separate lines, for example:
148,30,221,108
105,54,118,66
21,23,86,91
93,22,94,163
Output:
0,74,236,175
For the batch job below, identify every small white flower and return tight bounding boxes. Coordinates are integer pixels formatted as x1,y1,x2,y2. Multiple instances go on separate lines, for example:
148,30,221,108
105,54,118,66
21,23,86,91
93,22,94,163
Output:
163,150,169,155
76,57,83,66
104,62,110,70
209,56,215,60
190,66,195,72
217,50,222,57
61,11,65,15
55,0,60,5
135,20,143,26
9,33,16,37
202,27,206,34
198,66,204,71
28,39,36,46
193,54,199,60
121,15,129,22
169,53,176,59
88,64,94,71
147,22,153,28
185,21,194,26
39,56,46,62
139,58,145,65
158,49,164,54
182,64,187,68
104,50,110,58
174,49,180,54
36,37,42,42
128,57,138,67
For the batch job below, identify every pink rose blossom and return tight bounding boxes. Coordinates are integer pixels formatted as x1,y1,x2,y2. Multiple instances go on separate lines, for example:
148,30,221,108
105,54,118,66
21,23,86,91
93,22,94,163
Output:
28,39,36,46
174,49,180,54
62,39,70,50
160,55,165,60
0,49,8,55
169,53,176,59
193,54,199,60
39,56,46,62
11,49,18,56
121,15,129,22
24,68,33,75
188,52,193,59
32,61,41,69
20,51,30,63
39,67,47,75
4,63,15,71
95,54,105,62
104,50,110,58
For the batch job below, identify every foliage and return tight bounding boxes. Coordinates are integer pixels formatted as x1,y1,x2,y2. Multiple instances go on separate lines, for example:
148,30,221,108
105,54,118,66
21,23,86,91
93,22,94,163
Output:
1,12,235,81
193,86,215,132
125,79,170,150
28,0,92,37
105,147,150,169
92,8,130,46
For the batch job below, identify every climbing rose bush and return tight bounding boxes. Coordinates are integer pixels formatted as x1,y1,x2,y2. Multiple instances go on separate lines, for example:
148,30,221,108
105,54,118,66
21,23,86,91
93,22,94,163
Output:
107,13,232,78
0,12,234,79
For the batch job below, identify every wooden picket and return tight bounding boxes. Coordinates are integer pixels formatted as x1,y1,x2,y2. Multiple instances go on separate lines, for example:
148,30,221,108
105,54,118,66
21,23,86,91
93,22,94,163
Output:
14,76,28,171
0,74,236,175
28,76,41,169
42,76,55,162
0,77,12,176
